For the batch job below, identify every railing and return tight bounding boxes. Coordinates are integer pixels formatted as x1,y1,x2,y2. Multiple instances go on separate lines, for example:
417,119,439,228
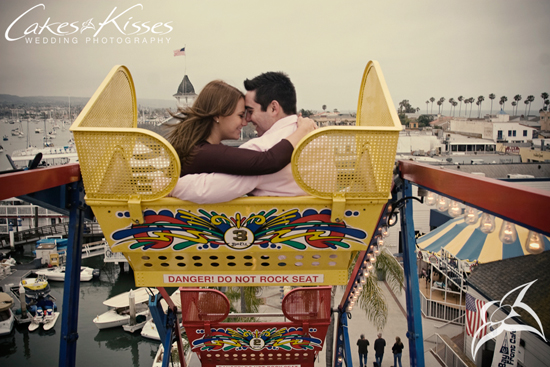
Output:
429,334,470,367
419,291,465,324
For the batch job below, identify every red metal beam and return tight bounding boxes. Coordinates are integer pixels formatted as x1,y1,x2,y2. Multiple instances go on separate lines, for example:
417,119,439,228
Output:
399,160,550,236
0,163,81,201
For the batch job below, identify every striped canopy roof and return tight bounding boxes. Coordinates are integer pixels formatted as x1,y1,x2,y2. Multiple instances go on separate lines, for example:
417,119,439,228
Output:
417,214,550,263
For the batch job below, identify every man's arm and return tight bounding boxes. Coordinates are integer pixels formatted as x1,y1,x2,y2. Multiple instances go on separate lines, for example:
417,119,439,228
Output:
169,172,260,204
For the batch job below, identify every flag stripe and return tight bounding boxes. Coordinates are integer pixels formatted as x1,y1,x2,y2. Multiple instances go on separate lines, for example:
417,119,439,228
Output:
466,293,487,338
174,47,186,57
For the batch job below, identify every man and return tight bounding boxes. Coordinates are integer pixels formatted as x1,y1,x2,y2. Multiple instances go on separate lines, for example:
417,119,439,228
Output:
169,71,308,203
374,333,386,367
356,334,369,367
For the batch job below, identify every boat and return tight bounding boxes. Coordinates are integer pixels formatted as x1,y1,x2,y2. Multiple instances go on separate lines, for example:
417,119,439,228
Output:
8,143,78,169
2,135,7,141
34,265,99,282
93,288,158,330
21,275,59,331
35,128,43,133
0,292,15,336
0,145,3,153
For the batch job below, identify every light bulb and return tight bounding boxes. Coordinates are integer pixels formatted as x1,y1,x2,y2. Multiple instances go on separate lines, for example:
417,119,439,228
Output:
525,231,545,255
377,237,384,247
479,213,496,234
363,269,370,277
425,191,437,206
448,201,462,217
388,214,397,226
437,196,450,212
373,244,380,255
499,221,518,245
367,263,373,271
464,206,478,225
370,255,376,263
380,226,389,238
338,356,344,363
360,276,366,284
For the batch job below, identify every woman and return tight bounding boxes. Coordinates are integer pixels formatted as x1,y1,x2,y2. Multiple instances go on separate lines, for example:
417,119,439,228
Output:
166,80,316,176
392,336,404,367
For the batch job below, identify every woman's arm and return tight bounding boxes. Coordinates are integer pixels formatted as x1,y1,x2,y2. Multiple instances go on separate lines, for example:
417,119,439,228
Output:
285,115,317,147
181,139,294,176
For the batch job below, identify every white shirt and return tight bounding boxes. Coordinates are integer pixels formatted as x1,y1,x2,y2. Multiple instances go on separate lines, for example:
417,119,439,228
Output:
169,115,307,204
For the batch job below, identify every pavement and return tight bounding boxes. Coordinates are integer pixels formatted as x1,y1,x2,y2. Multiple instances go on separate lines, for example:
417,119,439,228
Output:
187,281,464,367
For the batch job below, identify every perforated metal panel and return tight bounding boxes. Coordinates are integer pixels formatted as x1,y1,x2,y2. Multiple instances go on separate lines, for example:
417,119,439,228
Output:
71,66,180,201
282,287,331,322
357,60,401,128
292,127,398,199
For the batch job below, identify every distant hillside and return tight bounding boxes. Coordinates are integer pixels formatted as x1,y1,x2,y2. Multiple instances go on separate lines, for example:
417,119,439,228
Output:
0,94,176,109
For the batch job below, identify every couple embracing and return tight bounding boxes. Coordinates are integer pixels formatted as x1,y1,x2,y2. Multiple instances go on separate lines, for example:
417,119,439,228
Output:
167,71,317,203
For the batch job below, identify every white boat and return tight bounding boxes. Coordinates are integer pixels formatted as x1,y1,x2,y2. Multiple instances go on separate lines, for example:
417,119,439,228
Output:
0,292,15,336
9,143,78,169
21,275,58,331
93,288,158,330
34,265,98,282
141,289,181,341
152,338,191,367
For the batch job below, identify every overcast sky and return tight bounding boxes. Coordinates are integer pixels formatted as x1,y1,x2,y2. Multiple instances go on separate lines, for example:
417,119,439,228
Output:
1,0,549,113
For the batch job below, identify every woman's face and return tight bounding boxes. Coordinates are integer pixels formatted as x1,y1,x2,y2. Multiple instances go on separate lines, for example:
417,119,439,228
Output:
218,98,247,141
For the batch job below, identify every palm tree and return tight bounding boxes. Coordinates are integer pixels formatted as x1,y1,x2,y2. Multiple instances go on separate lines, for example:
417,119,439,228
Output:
544,99,550,111
322,105,327,112
357,249,404,330
489,93,496,115
437,100,442,114
448,98,455,116
468,97,475,117
458,96,464,117
513,95,522,115
500,96,508,112
430,97,435,114
438,97,445,114
425,100,429,114
524,99,529,116
527,95,535,116
452,101,458,116
477,96,485,118
511,101,517,115
541,93,549,110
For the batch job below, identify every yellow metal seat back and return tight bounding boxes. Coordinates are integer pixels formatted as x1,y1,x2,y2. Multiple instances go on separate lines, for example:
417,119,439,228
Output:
72,62,401,288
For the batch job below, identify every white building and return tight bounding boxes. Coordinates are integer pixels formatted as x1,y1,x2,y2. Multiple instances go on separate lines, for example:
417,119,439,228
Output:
449,111,537,143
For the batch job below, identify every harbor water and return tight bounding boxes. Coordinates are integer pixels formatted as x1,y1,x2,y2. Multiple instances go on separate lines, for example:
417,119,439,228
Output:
0,120,75,172
1,254,167,367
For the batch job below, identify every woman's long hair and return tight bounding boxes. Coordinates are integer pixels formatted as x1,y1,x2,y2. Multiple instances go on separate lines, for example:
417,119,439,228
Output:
166,80,244,169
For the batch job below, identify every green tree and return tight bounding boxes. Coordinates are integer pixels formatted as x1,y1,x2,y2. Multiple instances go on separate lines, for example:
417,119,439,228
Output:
500,96,508,112
429,97,435,114
544,99,550,111
299,108,314,118
448,98,455,116
524,99,529,116
438,97,445,114
452,101,458,116
458,96,464,117
513,95,522,115
398,112,410,126
322,105,327,112
527,95,535,116
417,114,435,126
477,96,485,118
511,101,517,115
541,92,549,110
489,93,496,115
468,97,475,117
425,100,429,114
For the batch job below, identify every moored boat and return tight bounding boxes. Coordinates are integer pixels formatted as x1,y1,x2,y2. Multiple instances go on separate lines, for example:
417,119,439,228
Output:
0,292,15,336
21,275,59,331
94,288,158,330
34,265,99,282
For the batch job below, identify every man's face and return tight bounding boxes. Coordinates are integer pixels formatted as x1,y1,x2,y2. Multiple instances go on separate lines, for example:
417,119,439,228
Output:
245,90,273,137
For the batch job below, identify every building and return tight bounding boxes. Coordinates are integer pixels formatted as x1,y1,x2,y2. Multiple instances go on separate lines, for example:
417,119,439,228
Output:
173,75,197,108
540,110,550,131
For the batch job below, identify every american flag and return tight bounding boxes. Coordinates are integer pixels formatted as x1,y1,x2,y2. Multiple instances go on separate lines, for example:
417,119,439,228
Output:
466,293,487,338
174,47,186,56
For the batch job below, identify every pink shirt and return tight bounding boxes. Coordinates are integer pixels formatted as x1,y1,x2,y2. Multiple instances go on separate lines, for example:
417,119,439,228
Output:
169,115,307,204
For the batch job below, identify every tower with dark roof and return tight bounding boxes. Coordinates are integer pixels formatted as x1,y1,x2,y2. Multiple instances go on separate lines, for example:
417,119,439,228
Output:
173,74,197,108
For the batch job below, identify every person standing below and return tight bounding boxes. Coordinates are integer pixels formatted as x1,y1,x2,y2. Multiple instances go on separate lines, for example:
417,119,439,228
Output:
374,333,386,366
391,336,404,367
356,334,369,367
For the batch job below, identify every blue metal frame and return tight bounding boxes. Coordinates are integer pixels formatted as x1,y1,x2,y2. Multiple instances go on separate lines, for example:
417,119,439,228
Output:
399,179,425,367
148,292,180,367
58,181,86,367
